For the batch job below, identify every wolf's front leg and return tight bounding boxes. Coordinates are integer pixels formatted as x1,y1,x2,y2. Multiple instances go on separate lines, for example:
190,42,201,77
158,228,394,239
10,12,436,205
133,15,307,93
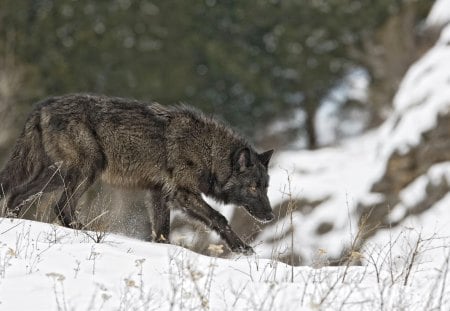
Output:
150,186,170,243
174,190,254,255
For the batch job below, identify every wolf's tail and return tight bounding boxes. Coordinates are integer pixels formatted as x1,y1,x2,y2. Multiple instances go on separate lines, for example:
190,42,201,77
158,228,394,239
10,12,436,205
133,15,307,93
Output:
0,110,46,199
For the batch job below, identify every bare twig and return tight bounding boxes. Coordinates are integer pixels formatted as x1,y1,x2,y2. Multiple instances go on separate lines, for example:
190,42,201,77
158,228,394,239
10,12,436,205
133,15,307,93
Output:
403,232,421,286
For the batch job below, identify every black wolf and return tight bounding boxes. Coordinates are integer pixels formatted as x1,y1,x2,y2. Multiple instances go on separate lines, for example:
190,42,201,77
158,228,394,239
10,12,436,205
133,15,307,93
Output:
0,94,274,254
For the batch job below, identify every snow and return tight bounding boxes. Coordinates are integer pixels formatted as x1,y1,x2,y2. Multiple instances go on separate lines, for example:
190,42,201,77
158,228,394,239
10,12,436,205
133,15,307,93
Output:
259,130,382,260
391,162,450,222
316,68,370,146
1,218,449,310
426,0,450,28
368,192,450,273
378,24,450,160
254,23,450,266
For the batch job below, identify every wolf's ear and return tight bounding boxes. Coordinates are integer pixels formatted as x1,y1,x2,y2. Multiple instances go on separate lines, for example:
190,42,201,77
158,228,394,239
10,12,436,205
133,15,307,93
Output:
233,147,252,172
258,149,274,168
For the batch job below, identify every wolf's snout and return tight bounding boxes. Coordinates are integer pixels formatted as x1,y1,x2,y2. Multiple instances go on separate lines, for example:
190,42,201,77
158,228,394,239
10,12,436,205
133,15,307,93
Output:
261,212,274,222
254,210,275,223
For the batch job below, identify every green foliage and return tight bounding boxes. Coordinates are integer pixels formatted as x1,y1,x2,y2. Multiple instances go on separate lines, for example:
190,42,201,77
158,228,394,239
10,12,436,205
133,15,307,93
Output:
0,0,431,145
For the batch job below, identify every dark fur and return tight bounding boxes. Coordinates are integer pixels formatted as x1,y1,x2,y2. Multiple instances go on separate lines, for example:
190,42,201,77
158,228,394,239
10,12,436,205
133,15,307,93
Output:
0,94,274,254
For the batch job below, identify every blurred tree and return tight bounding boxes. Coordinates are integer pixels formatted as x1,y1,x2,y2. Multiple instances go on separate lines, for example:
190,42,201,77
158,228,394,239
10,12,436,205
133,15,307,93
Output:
0,0,433,149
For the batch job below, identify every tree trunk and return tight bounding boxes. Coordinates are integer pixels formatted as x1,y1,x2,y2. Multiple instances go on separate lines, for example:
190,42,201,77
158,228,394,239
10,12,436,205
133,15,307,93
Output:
305,108,317,150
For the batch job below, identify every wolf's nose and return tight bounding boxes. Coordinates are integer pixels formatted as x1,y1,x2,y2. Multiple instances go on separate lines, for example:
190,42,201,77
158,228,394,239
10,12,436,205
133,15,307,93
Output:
266,212,275,222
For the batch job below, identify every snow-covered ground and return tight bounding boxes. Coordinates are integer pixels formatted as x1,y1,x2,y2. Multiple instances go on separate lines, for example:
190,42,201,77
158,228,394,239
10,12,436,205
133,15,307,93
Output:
0,218,449,311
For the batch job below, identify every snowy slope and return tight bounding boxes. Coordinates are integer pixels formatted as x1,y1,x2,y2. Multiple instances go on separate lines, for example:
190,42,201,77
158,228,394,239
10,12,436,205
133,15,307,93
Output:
426,0,450,28
0,218,449,311
377,24,450,160
259,131,382,261
255,15,450,265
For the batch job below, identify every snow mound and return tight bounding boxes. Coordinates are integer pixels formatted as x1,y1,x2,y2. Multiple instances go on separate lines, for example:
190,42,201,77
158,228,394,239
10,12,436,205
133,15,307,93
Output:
0,218,449,310
426,0,450,28
378,24,450,159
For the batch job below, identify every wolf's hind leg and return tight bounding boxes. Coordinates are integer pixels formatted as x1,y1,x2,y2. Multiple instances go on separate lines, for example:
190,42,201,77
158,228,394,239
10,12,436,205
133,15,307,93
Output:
6,165,64,218
52,166,99,229
46,123,104,229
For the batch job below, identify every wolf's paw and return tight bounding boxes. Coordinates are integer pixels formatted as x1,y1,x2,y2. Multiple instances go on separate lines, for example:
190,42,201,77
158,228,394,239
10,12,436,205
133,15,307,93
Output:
5,207,19,219
154,234,170,244
232,244,255,256
69,221,84,230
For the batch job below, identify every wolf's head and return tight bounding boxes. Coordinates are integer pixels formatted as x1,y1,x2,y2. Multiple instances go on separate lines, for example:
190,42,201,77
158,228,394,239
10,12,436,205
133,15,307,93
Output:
223,148,274,223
